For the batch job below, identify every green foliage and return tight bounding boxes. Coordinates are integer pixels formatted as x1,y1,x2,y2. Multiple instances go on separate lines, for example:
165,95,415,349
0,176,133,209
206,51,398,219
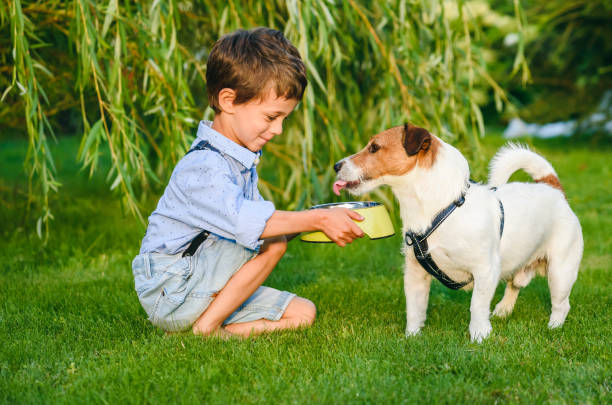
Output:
522,0,612,123
484,0,612,123
525,0,612,88
0,0,527,237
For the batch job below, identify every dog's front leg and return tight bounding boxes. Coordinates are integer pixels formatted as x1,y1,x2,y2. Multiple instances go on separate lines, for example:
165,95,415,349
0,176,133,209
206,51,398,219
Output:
468,257,501,343
404,261,432,336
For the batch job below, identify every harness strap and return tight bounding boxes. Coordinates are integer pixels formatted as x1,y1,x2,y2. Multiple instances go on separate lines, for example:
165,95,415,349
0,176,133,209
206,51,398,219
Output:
405,193,466,246
181,140,217,257
404,187,472,290
498,199,505,238
490,186,505,238
404,183,505,290
406,232,473,290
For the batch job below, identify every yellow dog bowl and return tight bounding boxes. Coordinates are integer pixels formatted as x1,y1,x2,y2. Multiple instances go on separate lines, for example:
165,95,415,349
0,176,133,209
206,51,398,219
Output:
300,201,395,243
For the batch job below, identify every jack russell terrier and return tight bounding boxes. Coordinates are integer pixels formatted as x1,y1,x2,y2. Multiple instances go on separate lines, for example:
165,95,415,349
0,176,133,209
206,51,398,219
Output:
333,124,583,342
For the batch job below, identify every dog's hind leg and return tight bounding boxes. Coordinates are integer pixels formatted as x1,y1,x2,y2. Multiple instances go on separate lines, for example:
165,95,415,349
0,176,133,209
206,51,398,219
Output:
492,281,520,318
545,219,583,328
547,236,582,328
404,263,432,336
492,263,539,318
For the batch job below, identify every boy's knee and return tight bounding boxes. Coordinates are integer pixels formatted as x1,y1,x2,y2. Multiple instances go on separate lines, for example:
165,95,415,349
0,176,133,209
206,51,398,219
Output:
264,236,287,258
286,297,316,326
302,299,317,325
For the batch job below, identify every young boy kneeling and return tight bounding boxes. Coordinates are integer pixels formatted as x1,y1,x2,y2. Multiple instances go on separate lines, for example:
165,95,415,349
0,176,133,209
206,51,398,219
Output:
132,28,364,338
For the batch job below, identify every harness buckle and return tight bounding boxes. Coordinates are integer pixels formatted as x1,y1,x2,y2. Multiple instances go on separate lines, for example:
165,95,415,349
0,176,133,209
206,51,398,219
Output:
404,232,416,246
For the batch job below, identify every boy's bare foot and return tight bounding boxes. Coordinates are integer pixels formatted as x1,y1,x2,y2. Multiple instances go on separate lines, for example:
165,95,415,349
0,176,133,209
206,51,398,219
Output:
192,324,240,340
164,330,190,337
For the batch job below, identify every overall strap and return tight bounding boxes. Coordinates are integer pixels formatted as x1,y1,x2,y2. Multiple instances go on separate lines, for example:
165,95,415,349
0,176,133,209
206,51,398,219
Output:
182,230,210,257
181,140,218,257
185,140,220,156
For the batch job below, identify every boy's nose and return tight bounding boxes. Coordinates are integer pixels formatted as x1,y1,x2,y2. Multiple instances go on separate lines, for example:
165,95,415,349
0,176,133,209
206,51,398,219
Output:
271,120,283,136
333,160,344,173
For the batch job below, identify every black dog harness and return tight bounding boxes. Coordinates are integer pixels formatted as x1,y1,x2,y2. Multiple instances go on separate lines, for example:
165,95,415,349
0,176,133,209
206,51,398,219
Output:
180,140,218,257
404,183,505,290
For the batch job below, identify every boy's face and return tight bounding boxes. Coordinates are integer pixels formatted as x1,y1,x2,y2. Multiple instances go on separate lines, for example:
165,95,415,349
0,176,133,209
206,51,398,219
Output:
223,88,299,152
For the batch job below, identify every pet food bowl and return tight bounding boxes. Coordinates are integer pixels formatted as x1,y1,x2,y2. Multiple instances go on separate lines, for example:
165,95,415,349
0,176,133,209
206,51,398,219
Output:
300,201,395,243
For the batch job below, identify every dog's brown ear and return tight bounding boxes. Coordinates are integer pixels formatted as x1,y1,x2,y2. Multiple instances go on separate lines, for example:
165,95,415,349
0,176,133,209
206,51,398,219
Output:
402,124,431,156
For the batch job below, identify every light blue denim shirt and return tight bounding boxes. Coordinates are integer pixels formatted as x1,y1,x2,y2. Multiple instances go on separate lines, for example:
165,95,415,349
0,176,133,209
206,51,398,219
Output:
139,121,275,254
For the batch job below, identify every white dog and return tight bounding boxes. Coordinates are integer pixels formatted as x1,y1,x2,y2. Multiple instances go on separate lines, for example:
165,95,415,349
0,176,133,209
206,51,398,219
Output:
333,124,583,342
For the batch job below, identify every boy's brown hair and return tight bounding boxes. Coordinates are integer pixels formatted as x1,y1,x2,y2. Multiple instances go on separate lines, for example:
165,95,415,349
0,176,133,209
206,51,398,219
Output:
206,27,307,113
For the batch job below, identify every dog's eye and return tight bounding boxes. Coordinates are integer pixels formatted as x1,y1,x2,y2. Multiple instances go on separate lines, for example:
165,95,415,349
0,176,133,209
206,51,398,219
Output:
369,143,380,153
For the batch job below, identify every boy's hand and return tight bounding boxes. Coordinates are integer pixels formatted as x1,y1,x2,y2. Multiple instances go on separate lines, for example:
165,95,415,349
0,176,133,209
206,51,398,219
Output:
318,208,365,247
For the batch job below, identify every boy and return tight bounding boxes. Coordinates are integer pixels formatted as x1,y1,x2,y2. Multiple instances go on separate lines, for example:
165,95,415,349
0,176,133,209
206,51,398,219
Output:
132,27,364,338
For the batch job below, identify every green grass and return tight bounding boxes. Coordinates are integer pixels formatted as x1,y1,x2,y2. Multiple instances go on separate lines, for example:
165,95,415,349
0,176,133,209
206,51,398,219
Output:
1,135,610,404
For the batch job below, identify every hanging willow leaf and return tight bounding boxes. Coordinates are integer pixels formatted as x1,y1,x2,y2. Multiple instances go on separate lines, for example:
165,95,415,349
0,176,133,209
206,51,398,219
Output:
1,0,529,237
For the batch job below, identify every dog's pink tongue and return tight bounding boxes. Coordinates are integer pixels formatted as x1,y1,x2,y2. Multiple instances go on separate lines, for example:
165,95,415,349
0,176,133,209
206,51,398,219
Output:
333,180,347,196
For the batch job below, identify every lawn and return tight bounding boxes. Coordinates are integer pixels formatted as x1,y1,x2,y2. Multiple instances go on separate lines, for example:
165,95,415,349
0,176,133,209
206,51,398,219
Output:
0,134,610,404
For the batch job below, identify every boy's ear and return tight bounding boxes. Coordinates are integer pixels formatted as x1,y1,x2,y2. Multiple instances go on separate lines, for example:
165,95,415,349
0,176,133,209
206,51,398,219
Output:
218,88,237,113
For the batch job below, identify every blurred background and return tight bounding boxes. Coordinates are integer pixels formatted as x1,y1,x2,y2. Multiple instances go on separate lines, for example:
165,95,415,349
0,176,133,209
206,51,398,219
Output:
1,0,611,236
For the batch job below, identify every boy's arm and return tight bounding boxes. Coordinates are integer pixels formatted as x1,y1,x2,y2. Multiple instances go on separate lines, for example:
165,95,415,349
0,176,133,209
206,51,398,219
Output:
260,209,365,247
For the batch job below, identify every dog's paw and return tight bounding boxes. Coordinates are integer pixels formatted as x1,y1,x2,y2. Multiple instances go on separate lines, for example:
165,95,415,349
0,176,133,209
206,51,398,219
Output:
469,322,492,343
492,302,514,318
548,309,568,329
405,326,422,337
547,318,565,329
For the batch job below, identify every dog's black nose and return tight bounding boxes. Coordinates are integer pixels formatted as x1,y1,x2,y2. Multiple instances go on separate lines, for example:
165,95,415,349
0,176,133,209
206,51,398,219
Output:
334,161,343,173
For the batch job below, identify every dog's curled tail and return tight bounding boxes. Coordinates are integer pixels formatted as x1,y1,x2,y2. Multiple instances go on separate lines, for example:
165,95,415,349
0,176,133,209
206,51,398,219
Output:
488,143,564,195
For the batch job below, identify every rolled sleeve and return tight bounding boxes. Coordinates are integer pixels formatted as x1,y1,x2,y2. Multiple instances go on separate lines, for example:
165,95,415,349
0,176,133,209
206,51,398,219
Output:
235,199,275,249
171,151,275,250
